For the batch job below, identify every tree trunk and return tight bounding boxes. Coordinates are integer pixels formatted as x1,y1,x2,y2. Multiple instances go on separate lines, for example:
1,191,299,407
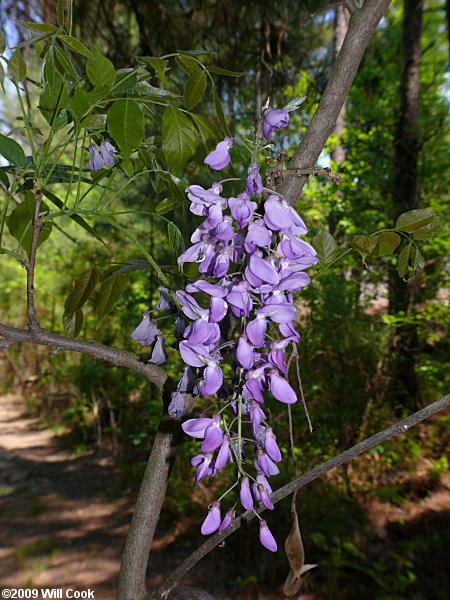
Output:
388,0,423,410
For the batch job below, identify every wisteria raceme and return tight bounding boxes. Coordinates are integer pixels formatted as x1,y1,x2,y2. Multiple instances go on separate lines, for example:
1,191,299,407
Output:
131,106,317,552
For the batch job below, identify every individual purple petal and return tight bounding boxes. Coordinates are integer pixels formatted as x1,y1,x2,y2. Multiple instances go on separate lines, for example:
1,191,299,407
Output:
256,303,296,324
228,193,257,229
277,235,317,260
275,271,311,292
149,335,168,365
179,341,216,367
182,417,213,438
176,291,208,320
214,219,235,243
270,371,297,404
279,321,301,342
204,138,233,170
248,253,279,285
219,509,235,531
262,108,289,139
227,281,253,317
201,414,223,451
255,447,271,477
250,399,262,436
209,297,228,322
263,195,292,231
240,476,254,511
259,519,277,552
201,501,221,534
191,453,206,467
253,472,272,499
258,484,274,510
246,162,263,196
245,220,272,254
177,241,203,264
130,313,159,346
201,364,224,397
268,348,287,374
266,454,280,475
185,280,227,297
263,427,282,462
215,434,230,469
168,392,185,416
246,315,267,347
236,335,254,370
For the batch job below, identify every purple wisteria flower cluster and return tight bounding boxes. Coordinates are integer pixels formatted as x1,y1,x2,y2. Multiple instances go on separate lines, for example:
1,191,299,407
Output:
169,108,317,551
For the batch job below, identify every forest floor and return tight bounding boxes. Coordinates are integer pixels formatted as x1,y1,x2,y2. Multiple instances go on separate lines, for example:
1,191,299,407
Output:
1,393,449,600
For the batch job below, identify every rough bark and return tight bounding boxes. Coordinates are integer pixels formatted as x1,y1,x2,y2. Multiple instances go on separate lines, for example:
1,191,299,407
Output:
388,0,423,410
279,0,391,205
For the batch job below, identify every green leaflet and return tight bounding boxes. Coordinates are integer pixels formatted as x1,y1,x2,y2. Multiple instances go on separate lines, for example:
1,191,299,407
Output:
162,106,197,177
107,99,144,159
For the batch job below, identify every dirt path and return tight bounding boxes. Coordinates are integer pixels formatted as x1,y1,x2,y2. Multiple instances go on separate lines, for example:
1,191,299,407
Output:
0,393,130,598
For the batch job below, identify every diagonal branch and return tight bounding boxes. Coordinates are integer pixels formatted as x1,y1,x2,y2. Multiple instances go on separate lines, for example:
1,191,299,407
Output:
152,394,450,600
280,0,391,205
0,321,168,390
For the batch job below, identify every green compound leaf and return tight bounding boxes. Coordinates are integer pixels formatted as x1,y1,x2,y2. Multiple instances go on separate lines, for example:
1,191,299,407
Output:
96,272,129,322
162,105,197,177
59,35,92,58
86,47,116,88
183,71,207,110
8,49,26,83
351,234,377,264
6,196,52,257
64,267,102,315
0,133,26,167
374,232,401,256
396,208,435,233
107,99,144,159
62,308,84,337
15,21,58,33
207,66,245,77
312,226,339,263
136,56,169,83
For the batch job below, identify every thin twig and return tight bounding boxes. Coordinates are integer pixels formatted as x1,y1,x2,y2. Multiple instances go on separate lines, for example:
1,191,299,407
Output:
293,344,313,433
25,188,42,331
152,394,450,599
299,2,345,31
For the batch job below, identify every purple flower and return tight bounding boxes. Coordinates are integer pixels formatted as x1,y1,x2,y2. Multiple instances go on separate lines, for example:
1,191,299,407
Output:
174,316,186,340
236,335,254,370
156,286,176,311
191,452,215,485
262,108,289,140
269,370,297,404
246,315,268,348
168,392,185,417
244,220,272,254
215,434,230,469
249,399,263,436
182,417,214,438
204,137,233,170
240,476,254,511
258,484,274,510
186,184,226,216
201,414,223,452
130,313,159,346
201,364,224,396
253,472,272,499
263,427,282,462
264,195,307,235
228,193,257,229
259,519,277,552
149,335,167,365
219,509,235,531
185,280,227,297
246,163,263,196
178,366,197,393
99,139,116,165
248,252,279,285
227,281,253,318
201,501,221,534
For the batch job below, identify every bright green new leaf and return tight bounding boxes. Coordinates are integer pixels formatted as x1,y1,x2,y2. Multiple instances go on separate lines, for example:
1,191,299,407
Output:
107,99,144,159
96,273,129,322
176,55,200,76
6,196,53,257
15,21,58,33
396,208,435,232
183,71,207,110
162,106,197,176
65,267,102,315
374,232,401,256
312,226,338,263
412,216,444,240
59,35,92,58
0,133,26,167
54,47,79,80
86,47,115,88
397,243,415,279
8,50,26,83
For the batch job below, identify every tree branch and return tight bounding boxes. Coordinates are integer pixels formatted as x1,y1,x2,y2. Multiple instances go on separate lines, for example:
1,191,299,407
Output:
280,0,391,205
152,394,450,599
0,321,168,390
25,188,42,331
